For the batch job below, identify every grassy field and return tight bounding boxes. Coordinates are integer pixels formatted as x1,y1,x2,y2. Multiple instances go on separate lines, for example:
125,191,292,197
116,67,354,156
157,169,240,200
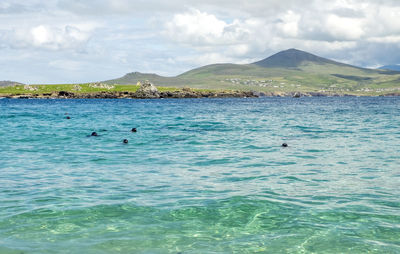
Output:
0,84,138,95
0,83,220,96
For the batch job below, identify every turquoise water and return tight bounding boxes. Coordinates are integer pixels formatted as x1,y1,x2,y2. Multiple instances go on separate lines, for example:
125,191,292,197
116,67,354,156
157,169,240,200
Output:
0,97,399,253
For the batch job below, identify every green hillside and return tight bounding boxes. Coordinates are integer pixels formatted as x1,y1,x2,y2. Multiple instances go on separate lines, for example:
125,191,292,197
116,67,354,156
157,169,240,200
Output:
101,49,400,95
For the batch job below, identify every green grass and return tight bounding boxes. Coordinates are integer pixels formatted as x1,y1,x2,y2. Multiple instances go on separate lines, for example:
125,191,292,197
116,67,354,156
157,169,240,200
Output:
0,84,222,96
0,84,141,95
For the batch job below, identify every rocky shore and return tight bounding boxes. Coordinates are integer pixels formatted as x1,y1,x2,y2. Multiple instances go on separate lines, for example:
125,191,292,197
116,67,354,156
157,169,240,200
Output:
2,82,258,99
2,90,389,99
1,81,397,99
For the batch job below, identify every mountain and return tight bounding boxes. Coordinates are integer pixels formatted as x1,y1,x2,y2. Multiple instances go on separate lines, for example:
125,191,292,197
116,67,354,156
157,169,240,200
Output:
253,48,347,68
379,65,400,71
0,81,25,87
104,49,400,94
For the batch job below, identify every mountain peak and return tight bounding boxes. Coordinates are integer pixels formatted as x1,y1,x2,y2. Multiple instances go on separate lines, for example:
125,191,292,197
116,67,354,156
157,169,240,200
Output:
253,48,335,68
285,48,303,53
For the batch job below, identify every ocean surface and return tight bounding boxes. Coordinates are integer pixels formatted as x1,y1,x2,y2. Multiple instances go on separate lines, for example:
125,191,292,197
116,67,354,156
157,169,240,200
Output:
0,97,399,254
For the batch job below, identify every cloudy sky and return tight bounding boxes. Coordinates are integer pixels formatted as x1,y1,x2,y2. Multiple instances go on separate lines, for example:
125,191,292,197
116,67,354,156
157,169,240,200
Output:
1,0,400,84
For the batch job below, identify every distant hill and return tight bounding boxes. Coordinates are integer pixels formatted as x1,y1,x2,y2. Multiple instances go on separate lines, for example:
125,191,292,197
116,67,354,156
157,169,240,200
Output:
107,72,163,83
379,65,400,71
252,48,346,68
106,71,186,87
0,81,24,87
104,49,400,94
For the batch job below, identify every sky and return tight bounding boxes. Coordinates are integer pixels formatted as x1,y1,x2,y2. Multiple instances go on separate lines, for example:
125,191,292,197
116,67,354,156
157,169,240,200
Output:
1,0,400,84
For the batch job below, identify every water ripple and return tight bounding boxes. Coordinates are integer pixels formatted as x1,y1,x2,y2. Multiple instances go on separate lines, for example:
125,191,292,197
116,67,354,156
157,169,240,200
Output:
0,97,399,253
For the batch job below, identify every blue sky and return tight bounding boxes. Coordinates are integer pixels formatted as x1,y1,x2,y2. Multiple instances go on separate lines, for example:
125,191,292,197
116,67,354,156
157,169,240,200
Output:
1,0,400,84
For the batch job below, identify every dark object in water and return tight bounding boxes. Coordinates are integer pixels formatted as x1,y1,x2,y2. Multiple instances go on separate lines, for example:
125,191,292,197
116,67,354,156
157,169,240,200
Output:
91,132,98,136
282,143,288,147
66,116,71,119
123,139,128,144
131,128,137,132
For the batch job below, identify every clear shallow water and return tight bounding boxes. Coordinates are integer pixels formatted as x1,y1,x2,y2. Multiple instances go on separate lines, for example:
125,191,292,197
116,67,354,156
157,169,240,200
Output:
0,97,399,253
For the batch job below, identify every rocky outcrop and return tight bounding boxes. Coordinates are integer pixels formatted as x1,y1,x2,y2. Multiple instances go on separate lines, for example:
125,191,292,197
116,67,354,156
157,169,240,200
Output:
292,92,301,98
88,83,115,90
262,91,356,97
379,92,400,96
3,89,259,99
24,85,38,91
158,89,257,98
134,81,160,98
72,85,82,91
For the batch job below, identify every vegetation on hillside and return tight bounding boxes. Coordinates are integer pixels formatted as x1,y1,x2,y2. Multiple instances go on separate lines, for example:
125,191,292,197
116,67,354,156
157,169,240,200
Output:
101,49,400,95
2,49,400,96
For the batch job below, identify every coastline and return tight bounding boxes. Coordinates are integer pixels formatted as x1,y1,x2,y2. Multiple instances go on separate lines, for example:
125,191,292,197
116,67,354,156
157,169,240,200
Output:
0,89,258,99
1,90,399,99
2,82,400,99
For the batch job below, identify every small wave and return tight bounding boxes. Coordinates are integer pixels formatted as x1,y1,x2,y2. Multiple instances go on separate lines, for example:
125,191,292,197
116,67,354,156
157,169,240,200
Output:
281,176,307,182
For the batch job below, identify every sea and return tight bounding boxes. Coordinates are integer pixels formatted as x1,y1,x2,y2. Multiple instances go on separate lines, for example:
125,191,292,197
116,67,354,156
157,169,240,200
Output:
0,97,399,253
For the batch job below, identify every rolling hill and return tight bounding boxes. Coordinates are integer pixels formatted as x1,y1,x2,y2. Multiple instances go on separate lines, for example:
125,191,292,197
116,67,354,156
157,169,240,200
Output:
104,49,400,95
0,81,25,87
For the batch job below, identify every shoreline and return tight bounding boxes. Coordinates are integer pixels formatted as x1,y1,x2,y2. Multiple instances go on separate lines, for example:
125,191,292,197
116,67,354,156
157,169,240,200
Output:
2,82,399,98
1,90,399,99
0,90,258,99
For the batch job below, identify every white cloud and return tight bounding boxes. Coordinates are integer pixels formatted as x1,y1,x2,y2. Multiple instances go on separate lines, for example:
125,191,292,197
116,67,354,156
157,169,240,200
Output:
17,24,94,50
164,9,269,55
325,14,365,40
277,11,300,37
2,0,400,83
165,9,231,45
2,22,97,52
